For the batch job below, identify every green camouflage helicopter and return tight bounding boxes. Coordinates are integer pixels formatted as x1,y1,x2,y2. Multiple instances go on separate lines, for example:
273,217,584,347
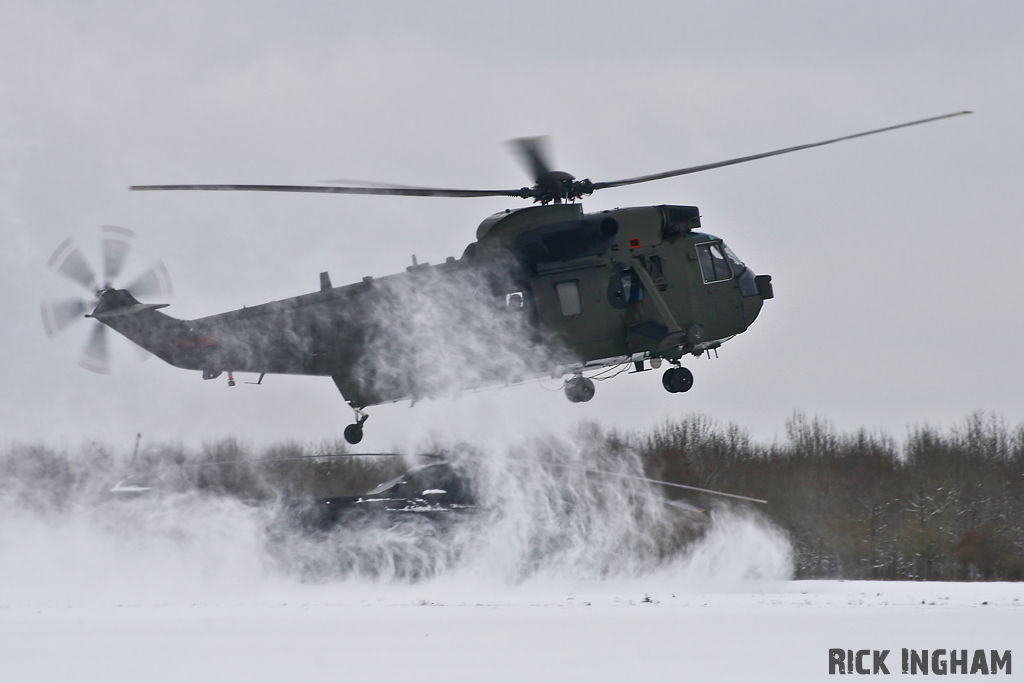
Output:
42,112,969,444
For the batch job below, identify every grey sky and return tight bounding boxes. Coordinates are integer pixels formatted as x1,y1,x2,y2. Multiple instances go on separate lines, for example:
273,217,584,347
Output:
2,1,1021,450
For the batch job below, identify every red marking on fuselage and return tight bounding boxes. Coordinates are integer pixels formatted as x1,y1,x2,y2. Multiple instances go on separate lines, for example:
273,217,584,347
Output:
174,336,218,350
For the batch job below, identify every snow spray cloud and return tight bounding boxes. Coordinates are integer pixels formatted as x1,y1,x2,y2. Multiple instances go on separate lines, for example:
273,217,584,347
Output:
268,424,794,583
452,425,701,581
0,433,792,603
269,426,701,582
0,442,273,606
339,253,570,407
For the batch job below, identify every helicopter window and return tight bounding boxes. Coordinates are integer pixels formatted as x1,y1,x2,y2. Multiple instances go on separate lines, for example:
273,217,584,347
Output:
723,245,747,275
648,255,665,279
696,242,733,283
622,271,644,303
505,291,524,309
723,244,759,297
555,281,582,317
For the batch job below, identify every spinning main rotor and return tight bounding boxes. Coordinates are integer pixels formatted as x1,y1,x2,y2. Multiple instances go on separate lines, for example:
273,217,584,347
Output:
131,111,971,204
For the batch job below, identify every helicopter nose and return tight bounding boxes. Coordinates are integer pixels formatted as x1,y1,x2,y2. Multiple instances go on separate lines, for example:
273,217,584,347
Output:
755,274,774,300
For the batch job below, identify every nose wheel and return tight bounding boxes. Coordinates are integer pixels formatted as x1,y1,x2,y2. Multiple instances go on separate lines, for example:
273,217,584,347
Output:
662,366,694,393
564,375,596,403
344,410,369,444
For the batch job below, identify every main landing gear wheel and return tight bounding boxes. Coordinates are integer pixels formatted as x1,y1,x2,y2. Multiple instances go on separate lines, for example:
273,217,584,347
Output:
662,366,694,393
564,375,596,403
344,412,369,444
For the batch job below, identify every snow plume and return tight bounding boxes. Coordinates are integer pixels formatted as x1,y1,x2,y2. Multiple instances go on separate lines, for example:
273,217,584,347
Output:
0,431,791,606
270,425,701,582
675,507,795,586
433,427,793,584
0,442,271,606
346,256,567,406
458,425,697,580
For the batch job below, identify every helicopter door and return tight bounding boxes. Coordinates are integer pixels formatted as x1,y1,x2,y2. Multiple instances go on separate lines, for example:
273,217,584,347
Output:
695,240,749,336
532,266,614,357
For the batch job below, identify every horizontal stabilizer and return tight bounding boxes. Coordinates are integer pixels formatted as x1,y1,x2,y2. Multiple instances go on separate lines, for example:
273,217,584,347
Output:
89,302,169,320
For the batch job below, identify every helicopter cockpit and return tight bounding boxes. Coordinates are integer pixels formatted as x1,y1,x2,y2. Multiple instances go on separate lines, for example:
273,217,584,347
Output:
695,238,760,297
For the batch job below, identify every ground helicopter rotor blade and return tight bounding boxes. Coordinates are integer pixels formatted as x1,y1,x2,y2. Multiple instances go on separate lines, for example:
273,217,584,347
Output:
125,261,172,299
79,323,110,374
101,225,135,284
40,298,89,338
48,240,98,292
591,111,972,191
165,452,443,468
131,183,531,199
541,462,768,504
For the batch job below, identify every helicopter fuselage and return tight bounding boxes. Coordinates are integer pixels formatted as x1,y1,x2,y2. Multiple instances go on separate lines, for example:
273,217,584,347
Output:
93,203,772,410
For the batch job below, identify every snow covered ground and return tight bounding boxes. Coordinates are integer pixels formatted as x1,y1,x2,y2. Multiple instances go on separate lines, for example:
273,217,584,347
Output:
2,579,1021,682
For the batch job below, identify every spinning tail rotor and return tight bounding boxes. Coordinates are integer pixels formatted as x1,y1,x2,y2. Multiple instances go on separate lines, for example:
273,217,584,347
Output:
42,226,172,373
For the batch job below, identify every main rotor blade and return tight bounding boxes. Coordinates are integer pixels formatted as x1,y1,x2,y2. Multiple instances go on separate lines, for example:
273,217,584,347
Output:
131,183,531,198
101,225,135,284
125,261,172,299
40,298,89,338
80,323,110,374
591,111,973,191
509,136,555,186
318,178,444,189
48,240,98,292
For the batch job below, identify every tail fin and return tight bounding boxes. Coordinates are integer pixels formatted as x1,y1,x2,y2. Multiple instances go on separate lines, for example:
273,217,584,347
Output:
89,289,192,366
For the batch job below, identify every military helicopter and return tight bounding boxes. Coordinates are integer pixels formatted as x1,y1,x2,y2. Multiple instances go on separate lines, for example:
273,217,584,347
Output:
43,112,969,444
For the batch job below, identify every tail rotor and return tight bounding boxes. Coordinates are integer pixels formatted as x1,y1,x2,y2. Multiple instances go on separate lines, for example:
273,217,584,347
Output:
42,226,172,373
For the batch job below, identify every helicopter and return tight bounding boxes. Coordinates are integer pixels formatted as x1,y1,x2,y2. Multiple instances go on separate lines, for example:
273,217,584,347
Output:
42,111,970,444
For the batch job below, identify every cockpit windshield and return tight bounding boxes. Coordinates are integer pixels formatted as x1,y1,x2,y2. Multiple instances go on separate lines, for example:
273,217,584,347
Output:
723,245,746,275
724,243,759,297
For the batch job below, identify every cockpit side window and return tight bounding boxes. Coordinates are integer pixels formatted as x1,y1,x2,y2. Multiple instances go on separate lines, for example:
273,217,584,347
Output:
696,242,732,283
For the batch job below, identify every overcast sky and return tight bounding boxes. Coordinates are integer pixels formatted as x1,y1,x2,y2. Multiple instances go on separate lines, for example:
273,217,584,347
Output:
2,1,1022,452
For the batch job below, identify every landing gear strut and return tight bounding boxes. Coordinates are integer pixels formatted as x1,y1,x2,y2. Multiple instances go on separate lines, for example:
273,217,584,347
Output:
662,366,694,393
344,409,369,444
564,375,596,403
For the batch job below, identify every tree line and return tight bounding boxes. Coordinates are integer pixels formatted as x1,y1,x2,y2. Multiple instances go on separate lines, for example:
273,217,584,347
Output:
638,412,1024,580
